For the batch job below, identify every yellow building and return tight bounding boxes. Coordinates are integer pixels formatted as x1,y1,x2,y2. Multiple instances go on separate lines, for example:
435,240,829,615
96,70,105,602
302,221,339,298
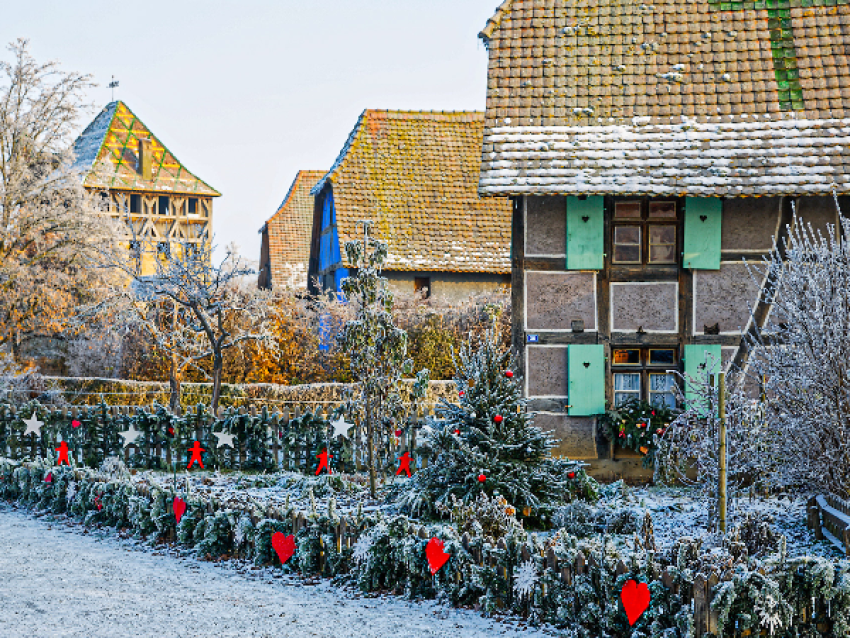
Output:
73,101,220,275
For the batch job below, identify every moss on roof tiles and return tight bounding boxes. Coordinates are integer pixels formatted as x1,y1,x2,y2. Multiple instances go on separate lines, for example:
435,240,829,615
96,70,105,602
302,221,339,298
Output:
314,110,512,273
73,101,220,197
477,0,850,196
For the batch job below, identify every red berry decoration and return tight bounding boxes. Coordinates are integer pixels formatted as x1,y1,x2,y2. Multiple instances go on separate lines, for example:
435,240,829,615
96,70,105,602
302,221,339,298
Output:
167,427,175,436
568,472,576,479
505,370,514,378
478,474,486,483
395,428,402,437
493,414,503,424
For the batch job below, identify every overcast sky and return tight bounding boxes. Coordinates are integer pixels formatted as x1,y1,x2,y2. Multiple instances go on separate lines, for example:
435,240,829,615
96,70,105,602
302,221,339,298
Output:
3,0,497,264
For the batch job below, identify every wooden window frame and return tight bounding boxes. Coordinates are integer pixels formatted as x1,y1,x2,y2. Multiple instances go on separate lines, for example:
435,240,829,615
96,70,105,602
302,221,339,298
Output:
610,198,681,266
612,346,679,407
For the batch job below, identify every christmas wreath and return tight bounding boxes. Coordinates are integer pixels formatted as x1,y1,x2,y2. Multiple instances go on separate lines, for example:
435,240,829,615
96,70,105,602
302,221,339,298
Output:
599,399,680,467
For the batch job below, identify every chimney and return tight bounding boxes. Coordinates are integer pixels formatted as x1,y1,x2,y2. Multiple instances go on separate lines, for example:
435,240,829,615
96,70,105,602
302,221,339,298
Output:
138,138,152,180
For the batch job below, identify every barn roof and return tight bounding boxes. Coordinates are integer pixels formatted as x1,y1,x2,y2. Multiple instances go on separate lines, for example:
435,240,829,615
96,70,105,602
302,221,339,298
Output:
73,101,220,197
263,169,325,265
311,110,512,274
477,0,850,197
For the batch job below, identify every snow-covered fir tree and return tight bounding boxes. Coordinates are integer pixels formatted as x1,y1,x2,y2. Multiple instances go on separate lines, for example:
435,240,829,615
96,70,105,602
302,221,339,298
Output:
396,329,595,520
338,225,428,498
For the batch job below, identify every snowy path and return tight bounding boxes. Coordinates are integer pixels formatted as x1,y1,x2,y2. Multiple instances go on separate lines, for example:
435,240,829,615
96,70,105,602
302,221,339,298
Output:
0,504,550,638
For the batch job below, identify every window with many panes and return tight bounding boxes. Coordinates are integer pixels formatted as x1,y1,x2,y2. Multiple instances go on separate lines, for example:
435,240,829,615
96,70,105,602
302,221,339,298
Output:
612,200,679,265
612,347,678,408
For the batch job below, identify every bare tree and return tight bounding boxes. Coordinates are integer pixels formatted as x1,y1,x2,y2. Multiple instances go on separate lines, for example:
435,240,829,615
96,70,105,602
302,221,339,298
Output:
0,38,120,360
742,206,850,498
92,237,274,413
655,358,775,526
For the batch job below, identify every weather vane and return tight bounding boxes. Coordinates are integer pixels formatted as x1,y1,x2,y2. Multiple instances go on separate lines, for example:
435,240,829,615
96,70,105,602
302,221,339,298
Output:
108,75,119,102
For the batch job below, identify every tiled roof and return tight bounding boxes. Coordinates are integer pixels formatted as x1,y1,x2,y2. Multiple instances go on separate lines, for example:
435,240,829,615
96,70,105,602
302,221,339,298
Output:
312,110,512,274
478,0,850,197
73,101,220,197
262,170,325,289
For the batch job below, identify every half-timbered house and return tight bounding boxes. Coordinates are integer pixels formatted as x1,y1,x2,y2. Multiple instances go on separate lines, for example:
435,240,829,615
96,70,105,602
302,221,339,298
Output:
73,101,220,275
477,0,850,467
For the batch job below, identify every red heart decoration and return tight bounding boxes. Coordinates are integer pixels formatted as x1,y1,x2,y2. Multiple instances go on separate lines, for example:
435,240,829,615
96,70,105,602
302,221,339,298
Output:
621,579,651,626
71,420,81,428
44,472,53,483
271,532,296,564
173,496,186,524
426,537,450,575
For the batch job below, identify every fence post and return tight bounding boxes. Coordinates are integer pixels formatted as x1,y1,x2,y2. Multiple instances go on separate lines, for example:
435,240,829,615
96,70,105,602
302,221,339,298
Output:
693,574,708,637
717,372,727,534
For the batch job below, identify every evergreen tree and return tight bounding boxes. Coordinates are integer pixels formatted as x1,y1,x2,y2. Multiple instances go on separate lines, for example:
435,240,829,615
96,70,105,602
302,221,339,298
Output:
396,330,595,520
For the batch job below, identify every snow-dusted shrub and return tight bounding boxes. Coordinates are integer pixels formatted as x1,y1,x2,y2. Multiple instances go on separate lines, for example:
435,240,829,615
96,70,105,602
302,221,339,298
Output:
253,519,290,567
438,492,523,540
743,210,850,498
552,502,596,538
196,511,233,559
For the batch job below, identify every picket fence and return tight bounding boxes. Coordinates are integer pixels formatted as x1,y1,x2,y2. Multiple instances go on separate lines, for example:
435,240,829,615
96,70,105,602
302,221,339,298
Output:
0,402,433,474
80,470,834,637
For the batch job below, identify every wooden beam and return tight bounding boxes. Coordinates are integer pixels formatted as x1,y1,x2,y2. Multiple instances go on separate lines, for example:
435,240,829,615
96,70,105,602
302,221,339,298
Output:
512,197,526,381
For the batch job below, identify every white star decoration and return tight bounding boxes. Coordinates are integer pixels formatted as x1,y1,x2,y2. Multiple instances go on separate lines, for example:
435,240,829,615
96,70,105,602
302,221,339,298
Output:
118,424,141,448
329,416,353,440
213,431,236,449
22,414,43,437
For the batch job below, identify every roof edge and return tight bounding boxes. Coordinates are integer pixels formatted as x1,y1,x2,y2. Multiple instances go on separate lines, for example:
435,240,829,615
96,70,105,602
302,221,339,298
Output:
311,110,369,196
479,0,514,42
108,100,222,197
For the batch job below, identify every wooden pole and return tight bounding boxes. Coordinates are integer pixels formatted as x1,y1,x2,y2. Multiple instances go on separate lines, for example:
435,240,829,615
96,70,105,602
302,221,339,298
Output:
718,372,728,534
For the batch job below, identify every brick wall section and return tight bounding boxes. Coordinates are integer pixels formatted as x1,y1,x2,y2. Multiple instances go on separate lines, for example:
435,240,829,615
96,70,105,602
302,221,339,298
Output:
261,170,325,290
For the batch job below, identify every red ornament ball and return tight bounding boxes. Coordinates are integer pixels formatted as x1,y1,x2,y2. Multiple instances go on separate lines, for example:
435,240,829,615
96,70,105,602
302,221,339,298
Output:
568,472,576,479
167,427,175,436
505,370,514,378
656,428,664,435
395,428,402,437
493,414,503,424
478,474,486,483
454,429,460,435
459,391,465,397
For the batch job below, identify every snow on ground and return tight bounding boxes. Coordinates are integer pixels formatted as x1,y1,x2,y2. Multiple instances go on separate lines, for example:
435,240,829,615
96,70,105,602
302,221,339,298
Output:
0,502,554,638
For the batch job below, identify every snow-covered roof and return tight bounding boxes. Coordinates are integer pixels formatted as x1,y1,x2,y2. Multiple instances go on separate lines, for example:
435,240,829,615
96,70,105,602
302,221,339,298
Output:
311,110,512,274
72,101,220,197
478,0,850,197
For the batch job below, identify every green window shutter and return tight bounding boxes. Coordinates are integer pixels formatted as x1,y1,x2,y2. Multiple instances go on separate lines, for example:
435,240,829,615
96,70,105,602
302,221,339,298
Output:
683,344,722,413
566,196,604,270
683,197,722,269
568,344,605,416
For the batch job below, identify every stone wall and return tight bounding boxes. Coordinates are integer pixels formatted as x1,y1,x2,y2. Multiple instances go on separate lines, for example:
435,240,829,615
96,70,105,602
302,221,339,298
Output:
384,270,510,303
40,377,459,412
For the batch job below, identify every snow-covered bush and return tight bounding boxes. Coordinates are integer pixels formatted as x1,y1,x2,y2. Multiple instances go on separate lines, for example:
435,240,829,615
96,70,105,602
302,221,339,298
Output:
743,210,850,498
437,492,523,540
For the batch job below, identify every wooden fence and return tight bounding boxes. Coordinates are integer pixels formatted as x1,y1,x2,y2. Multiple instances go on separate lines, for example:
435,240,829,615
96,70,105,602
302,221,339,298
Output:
0,402,434,474
808,493,850,557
